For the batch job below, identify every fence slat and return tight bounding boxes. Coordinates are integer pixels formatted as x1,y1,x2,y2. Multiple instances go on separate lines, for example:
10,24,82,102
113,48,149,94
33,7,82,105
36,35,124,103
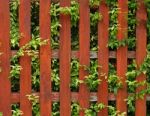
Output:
19,0,32,115
97,1,109,115
59,0,71,116
39,0,51,115
79,0,90,115
116,0,128,113
0,0,11,115
0,0,149,115
135,1,147,116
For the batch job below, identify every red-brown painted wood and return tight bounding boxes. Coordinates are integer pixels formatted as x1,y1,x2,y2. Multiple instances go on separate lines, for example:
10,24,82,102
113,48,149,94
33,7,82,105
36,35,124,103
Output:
39,0,51,115
59,0,71,116
0,0,11,115
135,0,147,116
79,0,90,115
97,1,109,115
19,0,32,116
116,0,128,114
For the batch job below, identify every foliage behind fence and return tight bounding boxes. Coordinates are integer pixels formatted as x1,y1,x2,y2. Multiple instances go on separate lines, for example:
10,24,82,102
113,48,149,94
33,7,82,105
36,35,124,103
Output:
0,0,150,116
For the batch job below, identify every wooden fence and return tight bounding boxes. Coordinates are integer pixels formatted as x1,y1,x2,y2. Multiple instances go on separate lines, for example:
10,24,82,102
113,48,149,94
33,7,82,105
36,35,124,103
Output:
0,0,148,116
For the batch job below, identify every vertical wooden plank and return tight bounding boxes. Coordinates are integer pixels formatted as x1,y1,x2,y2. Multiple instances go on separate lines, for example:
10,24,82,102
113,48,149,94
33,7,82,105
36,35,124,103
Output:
79,0,90,115
116,0,128,114
19,0,32,115
97,1,109,115
135,0,147,116
59,0,71,116
0,0,11,115
39,0,51,115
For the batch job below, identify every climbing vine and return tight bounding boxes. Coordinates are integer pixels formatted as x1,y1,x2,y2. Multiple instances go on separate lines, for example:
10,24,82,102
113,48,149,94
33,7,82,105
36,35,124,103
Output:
9,0,150,115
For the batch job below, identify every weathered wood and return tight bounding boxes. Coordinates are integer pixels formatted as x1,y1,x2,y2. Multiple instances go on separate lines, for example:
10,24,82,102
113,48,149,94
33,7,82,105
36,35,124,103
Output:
39,0,51,115
116,0,128,114
11,92,150,103
97,1,109,115
0,0,11,115
11,50,136,59
59,0,71,115
19,0,32,115
135,0,147,116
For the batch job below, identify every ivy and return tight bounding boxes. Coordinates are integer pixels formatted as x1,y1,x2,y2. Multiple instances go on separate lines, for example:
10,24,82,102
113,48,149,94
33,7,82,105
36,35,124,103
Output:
108,105,126,116
10,0,19,49
81,60,102,91
84,103,105,116
89,0,101,7
27,94,40,116
12,104,23,116
9,0,150,115
71,103,80,116
90,12,102,27
84,103,126,116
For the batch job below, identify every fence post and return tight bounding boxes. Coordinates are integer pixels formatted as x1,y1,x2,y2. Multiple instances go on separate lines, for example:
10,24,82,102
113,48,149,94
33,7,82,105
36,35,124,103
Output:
135,0,147,116
116,0,128,114
59,0,71,115
19,0,32,115
79,0,90,115
0,0,11,115
97,1,109,115
40,0,51,115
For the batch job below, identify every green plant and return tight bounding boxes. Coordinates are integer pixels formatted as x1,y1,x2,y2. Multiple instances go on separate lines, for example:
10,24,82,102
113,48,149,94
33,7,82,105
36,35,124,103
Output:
84,103,105,116
108,105,126,116
12,104,23,116
71,60,80,91
52,102,60,116
90,0,101,7
71,102,80,116
12,109,23,116
27,94,40,116
10,38,48,92
90,12,102,27
79,60,102,91
9,0,150,115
